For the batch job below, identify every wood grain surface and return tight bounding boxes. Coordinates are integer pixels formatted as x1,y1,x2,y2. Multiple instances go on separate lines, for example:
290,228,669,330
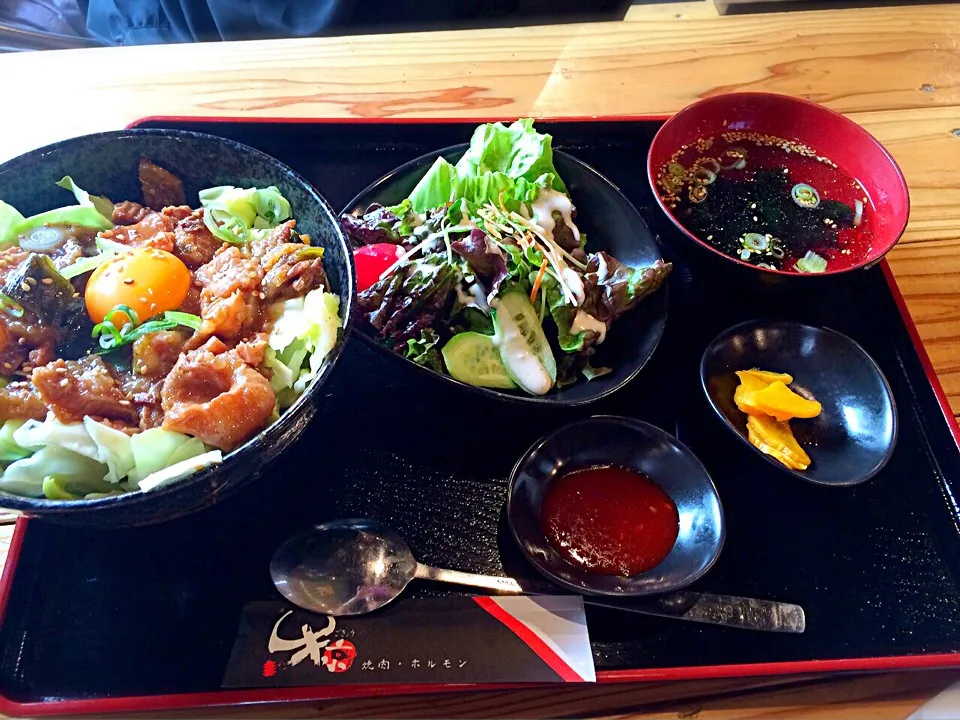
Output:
0,2,957,717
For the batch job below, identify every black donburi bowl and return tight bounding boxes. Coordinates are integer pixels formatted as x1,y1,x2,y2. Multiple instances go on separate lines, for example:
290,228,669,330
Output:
0,129,355,527
508,416,725,596
342,145,669,406
700,320,897,487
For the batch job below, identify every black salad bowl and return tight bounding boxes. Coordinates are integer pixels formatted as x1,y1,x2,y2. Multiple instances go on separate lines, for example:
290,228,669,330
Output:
341,145,669,406
0,129,355,527
700,320,897,487
507,416,725,595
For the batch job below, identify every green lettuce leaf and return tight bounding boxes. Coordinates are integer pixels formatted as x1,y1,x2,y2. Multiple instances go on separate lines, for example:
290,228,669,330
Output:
406,119,565,215
455,118,567,194
403,328,442,372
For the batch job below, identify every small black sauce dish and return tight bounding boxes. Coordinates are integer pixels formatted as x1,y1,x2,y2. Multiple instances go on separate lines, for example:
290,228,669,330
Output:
341,146,669,406
507,416,724,596
700,320,898,487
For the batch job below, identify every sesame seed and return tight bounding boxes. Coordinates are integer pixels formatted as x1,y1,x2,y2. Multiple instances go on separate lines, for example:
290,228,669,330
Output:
123,278,134,285
752,216,758,221
72,292,79,299
139,297,147,304
25,277,37,287
119,400,131,405
19,282,30,292
3,363,11,369
59,379,68,387
750,203,757,209
41,278,53,285
17,338,24,346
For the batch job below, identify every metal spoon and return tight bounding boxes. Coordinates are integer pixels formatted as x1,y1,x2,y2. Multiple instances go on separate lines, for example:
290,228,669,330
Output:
270,519,805,633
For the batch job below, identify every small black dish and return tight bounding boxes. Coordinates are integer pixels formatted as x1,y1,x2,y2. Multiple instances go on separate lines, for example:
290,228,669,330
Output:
700,320,898,487
0,129,356,527
507,416,725,596
341,145,669,406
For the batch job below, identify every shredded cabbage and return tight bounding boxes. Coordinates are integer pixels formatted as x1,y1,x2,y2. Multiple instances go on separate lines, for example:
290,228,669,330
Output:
138,450,222,492
1,446,110,499
3,414,218,496
264,287,341,409
127,428,211,486
198,185,291,244
54,176,114,220
0,420,31,463
0,177,114,248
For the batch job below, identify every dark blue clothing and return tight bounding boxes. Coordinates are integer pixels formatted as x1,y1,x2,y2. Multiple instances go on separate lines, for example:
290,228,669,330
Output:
84,0,624,46
85,0,359,45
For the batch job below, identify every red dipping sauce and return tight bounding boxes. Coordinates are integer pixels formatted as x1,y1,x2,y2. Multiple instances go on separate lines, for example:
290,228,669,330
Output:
541,466,679,577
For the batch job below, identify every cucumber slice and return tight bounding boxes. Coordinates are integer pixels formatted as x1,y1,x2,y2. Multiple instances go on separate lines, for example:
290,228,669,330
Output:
441,332,517,389
492,290,557,395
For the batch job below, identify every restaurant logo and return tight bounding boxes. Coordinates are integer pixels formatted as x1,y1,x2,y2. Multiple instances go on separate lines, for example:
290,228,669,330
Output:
263,610,357,676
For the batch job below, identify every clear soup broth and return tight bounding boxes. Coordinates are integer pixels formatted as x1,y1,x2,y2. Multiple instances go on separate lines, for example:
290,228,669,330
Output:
656,131,875,274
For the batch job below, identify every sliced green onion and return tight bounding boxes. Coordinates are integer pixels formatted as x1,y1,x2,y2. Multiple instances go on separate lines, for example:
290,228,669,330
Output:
692,167,717,186
104,304,140,328
92,310,202,355
92,320,123,350
700,158,721,175
795,250,828,274
742,233,770,252
162,311,203,331
720,147,748,170
853,199,864,228
791,183,820,209
0,292,24,319
739,248,751,260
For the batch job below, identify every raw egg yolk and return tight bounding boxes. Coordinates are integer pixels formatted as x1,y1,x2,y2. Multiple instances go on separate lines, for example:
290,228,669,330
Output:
85,248,192,324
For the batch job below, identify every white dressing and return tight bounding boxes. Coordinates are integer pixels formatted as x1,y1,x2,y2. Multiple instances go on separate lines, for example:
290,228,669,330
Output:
571,310,607,344
530,188,581,247
496,327,552,395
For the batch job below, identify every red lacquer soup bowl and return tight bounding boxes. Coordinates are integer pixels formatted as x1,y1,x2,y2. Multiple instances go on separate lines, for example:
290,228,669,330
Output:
647,93,909,281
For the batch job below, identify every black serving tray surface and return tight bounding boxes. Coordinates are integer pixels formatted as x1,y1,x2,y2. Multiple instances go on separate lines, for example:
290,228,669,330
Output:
0,117,957,716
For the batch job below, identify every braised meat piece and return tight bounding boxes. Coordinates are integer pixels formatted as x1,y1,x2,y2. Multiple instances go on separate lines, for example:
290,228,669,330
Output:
250,219,295,259
252,221,328,302
161,337,275,451
0,316,59,375
112,201,152,225
0,381,47,421
122,374,165,431
139,158,186,210
133,330,189,379
173,209,222,268
98,211,176,253
32,356,138,425
0,248,28,285
190,245,263,345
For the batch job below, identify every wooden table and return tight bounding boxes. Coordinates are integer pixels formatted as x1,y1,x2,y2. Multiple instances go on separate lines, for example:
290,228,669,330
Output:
0,1,958,717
